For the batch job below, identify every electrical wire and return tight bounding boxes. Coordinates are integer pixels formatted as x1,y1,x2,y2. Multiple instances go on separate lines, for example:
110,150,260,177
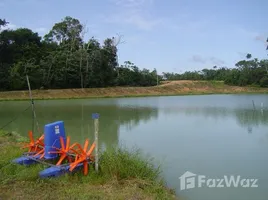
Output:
0,105,31,131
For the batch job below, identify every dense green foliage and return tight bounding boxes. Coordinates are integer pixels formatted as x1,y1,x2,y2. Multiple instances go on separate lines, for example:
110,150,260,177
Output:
1,16,267,91
0,17,158,91
163,52,268,87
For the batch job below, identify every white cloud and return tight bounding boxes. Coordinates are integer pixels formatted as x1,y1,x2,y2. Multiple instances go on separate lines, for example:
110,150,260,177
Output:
191,55,206,64
190,55,225,66
106,13,163,31
1,23,17,30
209,57,225,65
234,27,267,45
34,27,47,33
106,0,162,31
235,27,258,38
112,0,154,8
255,35,268,44
107,0,212,33
237,52,247,59
170,18,210,33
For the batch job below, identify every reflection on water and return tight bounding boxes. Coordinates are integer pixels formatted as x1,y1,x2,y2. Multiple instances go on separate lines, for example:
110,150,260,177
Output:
1,94,268,200
0,99,158,148
161,106,268,133
1,95,268,138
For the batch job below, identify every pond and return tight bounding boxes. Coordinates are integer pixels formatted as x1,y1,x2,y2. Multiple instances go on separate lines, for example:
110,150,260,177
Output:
1,94,268,200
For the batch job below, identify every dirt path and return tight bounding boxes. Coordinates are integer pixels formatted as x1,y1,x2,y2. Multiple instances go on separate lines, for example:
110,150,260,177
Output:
0,81,267,101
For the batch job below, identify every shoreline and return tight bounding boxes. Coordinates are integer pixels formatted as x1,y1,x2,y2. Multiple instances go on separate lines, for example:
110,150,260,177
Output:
0,81,268,101
0,131,177,199
1,91,268,102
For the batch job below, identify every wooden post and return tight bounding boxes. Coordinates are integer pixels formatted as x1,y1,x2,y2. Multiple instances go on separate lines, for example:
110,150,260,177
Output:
26,75,40,135
92,113,100,173
26,75,35,134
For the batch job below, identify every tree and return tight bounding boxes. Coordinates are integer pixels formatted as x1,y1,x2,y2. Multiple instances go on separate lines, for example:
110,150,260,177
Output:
0,19,8,30
0,28,42,64
266,37,268,50
44,16,83,49
112,34,125,78
246,53,252,59
43,16,84,87
0,28,43,90
3,15,268,91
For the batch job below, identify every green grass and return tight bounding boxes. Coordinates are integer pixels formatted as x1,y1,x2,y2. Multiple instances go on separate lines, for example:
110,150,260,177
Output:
100,146,161,181
1,91,268,102
1,80,268,102
0,131,177,200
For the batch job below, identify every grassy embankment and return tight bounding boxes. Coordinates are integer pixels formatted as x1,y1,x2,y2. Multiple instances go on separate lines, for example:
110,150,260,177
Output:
0,131,177,200
1,80,268,101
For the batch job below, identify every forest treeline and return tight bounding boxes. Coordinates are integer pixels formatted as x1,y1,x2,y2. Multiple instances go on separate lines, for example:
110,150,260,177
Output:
0,17,158,91
162,55,268,87
162,43,268,87
0,16,267,91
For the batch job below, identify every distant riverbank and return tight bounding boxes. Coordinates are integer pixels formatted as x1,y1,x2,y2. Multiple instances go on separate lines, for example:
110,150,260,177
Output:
1,81,268,101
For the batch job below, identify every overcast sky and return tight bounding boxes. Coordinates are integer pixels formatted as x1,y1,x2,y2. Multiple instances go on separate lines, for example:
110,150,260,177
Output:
1,0,268,73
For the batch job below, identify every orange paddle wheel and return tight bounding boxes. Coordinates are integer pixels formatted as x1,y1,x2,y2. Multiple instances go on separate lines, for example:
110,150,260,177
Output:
22,131,44,153
22,131,45,158
69,139,96,175
49,136,79,165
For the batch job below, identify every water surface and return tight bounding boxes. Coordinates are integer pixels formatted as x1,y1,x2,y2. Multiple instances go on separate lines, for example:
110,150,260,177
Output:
1,94,268,200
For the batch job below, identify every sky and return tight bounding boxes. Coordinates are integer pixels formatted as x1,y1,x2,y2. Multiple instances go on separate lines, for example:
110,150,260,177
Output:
1,0,268,74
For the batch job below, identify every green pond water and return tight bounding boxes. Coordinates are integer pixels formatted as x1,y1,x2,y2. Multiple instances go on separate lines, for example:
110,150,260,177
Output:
1,94,268,200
